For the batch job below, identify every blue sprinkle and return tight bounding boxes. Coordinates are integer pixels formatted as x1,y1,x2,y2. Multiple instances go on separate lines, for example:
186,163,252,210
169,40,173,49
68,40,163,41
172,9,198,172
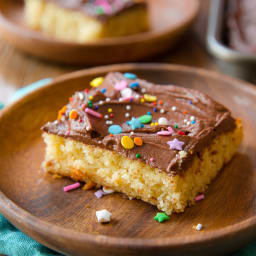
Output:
0,103,5,110
127,117,144,130
153,108,157,112
108,125,123,135
124,73,137,80
130,82,139,89
147,112,151,115
101,88,107,93
94,105,99,110
189,100,193,104
191,120,196,124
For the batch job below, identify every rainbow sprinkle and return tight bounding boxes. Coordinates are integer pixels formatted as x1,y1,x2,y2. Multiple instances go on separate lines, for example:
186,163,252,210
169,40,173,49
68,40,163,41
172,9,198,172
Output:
63,182,80,192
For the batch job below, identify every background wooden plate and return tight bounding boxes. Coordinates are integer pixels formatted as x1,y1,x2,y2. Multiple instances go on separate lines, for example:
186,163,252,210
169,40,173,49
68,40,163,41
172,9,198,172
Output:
0,0,199,65
0,64,256,256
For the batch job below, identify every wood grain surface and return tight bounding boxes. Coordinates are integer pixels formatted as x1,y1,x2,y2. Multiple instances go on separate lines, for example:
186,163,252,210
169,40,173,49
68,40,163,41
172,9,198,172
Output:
0,1,256,256
0,64,256,256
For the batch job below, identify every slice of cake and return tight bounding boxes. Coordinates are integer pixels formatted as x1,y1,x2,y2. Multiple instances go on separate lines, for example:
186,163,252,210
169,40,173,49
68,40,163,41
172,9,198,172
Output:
227,0,256,53
42,72,243,215
24,0,149,43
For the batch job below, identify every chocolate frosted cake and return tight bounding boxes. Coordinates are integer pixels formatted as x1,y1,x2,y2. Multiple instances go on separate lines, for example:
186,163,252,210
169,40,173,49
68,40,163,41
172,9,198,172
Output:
25,0,149,42
42,72,243,214
227,0,256,53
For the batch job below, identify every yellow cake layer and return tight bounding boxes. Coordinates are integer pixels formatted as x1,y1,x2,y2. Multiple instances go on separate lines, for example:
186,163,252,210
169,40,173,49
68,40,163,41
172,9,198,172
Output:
42,121,242,215
24,0,149,43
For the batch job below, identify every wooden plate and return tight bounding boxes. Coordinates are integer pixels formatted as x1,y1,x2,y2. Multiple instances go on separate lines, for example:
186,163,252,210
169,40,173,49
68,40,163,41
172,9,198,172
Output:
0,63,256,256
0,0,199,65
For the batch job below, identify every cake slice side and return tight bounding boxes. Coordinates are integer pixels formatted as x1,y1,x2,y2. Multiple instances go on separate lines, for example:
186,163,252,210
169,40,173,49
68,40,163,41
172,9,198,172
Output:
42,119,242,215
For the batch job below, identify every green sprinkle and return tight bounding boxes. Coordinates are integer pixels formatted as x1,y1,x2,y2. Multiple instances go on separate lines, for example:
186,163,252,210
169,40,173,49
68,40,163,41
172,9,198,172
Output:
139,114,152,124
154,212,170,223
174,124,179,129
136,153,141,159
88,100,92,104
96,6,104,15
88,103,93,108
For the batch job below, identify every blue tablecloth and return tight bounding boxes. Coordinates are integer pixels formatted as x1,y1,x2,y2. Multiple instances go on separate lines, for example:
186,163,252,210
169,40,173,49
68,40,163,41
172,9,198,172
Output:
0,79,255,256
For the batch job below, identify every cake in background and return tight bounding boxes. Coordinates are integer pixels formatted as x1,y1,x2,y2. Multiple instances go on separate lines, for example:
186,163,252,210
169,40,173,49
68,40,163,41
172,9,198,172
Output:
24,0,149,43
227,0,256,53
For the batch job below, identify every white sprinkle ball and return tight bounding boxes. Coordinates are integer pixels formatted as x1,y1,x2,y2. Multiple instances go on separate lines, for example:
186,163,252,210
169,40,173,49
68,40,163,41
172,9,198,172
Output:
96,209,112,223
184,119,188,123
106,98,111,102
195,223,203,231
158,117,168,125
130,131,134,135
86,126,90,131
78,92,84,100
126,105,131,110
106,120,113,125
121,88,132,98
119,98,123,102
186,121,191,125
160,109,165,114
172,106,176,111
125,113,130,118
99,100,104,105
141,88,146,93
134,95,140,100
104,115,109,119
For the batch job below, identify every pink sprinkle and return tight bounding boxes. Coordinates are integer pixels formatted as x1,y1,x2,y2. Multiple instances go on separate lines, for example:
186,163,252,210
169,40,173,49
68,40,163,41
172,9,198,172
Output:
96,0,112,14
63,182,80,192
122,96,134,102
85,108,102,118
157,127,173,136
150,157,154,162
95,189,104,198
115,80,128,91
194,194,205,201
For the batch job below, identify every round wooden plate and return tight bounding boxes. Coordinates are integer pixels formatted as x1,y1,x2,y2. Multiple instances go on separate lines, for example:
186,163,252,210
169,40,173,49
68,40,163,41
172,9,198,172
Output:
0,0,199,65
0,63,256,256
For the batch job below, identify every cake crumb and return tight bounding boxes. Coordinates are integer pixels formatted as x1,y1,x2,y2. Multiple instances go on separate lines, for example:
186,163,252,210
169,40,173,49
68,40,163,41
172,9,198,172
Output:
103,186,115,194
82,181,96,190
53,174,62,179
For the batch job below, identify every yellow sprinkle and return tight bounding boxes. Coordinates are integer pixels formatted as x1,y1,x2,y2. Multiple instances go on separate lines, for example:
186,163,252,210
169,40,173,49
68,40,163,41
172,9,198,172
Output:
121,136,134,150
155,122,159,126
108,108,112,113
150,123,154,126
140,98,145,103
89,96,93,100
90,77,104,87
69,110,78,120
144,94,157,102
57,105,67,120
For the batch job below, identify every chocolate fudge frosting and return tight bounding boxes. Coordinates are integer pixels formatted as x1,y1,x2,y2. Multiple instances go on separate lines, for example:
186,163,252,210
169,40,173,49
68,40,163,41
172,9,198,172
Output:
228,0,256,53
45,0,146,21
42,72,236,176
